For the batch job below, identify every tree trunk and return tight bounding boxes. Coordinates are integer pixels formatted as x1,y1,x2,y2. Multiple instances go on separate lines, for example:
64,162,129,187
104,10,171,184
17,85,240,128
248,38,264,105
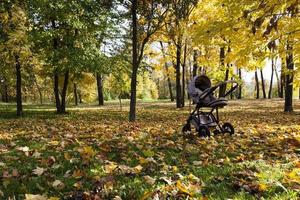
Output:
60,70,69,113
238,68,242,99
74,82,78,106
96,73,104,106
268,58,274,99
182,40,187,107
192,49,198,77
78,91,82,104
284,42,294,112
274,58,281,98
230,77,234,99
255,70,260,99
166,67,174,102
15,55,22,116
33,74,43,104
129,0,138,121
279,56,285,98
159,41,174,102
176,36,182,108
260,69,266,98
54,72,61,113
218,47,227,97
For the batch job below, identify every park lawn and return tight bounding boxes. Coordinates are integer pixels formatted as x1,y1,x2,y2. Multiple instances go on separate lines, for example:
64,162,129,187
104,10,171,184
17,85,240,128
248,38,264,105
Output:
0,99,299,199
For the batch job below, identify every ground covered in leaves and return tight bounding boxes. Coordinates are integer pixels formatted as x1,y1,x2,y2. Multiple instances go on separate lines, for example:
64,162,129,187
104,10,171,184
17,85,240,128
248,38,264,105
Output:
0,99,299,200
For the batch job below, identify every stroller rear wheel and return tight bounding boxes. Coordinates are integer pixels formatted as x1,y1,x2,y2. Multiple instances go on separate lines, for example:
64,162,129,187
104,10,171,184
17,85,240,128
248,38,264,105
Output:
182,123,191,134
222,122,234,135
198,125,210,137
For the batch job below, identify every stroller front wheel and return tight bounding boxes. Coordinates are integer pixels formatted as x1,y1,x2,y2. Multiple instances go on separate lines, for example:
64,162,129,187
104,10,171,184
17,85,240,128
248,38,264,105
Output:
198,125,210,137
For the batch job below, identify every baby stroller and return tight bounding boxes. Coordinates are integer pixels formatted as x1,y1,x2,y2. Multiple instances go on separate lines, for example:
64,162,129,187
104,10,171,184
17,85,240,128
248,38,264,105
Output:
182,75,238,137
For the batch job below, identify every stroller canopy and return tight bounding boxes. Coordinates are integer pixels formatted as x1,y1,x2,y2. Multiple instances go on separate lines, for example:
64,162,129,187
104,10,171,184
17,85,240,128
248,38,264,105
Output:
188,75,211,103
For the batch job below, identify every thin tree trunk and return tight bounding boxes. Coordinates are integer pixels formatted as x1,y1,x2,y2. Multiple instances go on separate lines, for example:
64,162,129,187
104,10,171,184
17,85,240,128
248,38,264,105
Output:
54,72,61,113
3,81,9,102
60,70,69,113
274,58,281,98
182,40,187,107
15,55,22,116
96,73,104,106
176,36,182,108
284,42,294,112
268,58,274,99
74,82,78,106
129,0,138,121
78,91,82,104
255,70,260,99
260,69,266,98
192,49,198,77
33,74,43,104
159,41,174,102
230,77,234,99
238,68,242,99
219,47,227,97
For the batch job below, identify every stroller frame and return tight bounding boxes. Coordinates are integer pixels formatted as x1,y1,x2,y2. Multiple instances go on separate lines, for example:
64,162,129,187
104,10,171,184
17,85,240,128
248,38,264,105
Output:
183,80,238,137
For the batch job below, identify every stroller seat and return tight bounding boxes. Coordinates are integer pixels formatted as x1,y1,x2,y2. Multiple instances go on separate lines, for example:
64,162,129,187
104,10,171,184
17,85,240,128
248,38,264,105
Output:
206,97,227,108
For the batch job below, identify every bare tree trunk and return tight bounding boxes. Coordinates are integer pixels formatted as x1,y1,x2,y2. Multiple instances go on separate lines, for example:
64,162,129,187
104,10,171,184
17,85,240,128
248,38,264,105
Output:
60,70,69,113
15,55,22,116
218,47,226,97
192,49,198,77
96,73,104,106
260,69,266,98
159,41,174,102
78,91,82,104
268,58,274,99
284,42,294,112
237,68,242,99
74,82,78,106
182,40,187,107
230,77,234,99
255,70,260,99
274,58,281,98
176,36,182,108
54,72,61,113
129,0,138,121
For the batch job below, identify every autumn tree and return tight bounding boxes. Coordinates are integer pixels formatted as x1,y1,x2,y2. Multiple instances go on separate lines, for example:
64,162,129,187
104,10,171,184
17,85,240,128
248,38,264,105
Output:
0,1,32,116
129,0,170,121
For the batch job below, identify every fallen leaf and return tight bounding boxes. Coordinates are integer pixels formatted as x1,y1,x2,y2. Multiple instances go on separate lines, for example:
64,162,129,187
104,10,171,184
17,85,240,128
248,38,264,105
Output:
24,194,47,200
32,167,45,176
52,180,64,189
143,175,156,185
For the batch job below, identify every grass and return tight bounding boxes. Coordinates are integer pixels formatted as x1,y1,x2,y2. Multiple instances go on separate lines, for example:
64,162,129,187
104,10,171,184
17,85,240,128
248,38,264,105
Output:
0,99,299,199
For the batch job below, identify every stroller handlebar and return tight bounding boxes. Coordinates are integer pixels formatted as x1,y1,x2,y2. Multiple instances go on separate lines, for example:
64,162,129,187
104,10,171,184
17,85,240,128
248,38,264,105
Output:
198,80,238,100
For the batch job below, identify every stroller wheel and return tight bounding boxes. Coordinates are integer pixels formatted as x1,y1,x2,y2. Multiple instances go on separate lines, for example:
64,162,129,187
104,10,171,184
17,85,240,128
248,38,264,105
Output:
222,123,234,135
182,123,191,134
198,125,210,137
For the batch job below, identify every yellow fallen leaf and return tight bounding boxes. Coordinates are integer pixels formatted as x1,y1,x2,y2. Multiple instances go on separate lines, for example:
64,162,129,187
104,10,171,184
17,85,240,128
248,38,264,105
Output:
133,165,143,173
258,183,267,191
72,169,84,179
25,194,47,200
48,198,60,200
176,180,193,196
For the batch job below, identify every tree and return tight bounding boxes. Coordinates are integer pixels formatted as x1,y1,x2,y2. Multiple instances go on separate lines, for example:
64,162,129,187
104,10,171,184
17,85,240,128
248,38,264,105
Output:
0,2,31,116
129,0,169,121
29,0,113,113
